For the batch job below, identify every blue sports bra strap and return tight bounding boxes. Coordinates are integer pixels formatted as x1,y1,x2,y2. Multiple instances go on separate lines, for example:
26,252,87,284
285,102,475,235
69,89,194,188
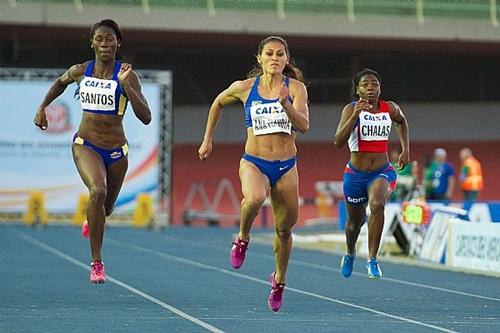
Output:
112,61,121,81
84,61,95,76
283,76,294,104
251,76,260,93
245,76,260,104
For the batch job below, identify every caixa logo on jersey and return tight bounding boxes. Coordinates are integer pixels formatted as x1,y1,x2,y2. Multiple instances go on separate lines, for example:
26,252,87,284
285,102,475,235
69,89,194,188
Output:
44,101,72,134
254,104,283,114
347,196,367,204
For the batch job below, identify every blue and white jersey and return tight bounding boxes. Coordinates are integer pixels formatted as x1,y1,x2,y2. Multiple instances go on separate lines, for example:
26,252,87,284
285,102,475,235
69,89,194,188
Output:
79,61,128,116
244,76,293,136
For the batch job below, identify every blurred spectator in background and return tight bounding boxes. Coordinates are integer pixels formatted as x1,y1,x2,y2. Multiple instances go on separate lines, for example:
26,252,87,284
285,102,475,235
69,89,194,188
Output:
459,148,483,201
426,148,455,201
421,153,434,199
390,148,417,201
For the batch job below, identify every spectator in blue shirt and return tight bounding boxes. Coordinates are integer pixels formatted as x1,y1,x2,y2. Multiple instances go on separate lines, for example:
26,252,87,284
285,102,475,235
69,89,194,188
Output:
427,148,455,201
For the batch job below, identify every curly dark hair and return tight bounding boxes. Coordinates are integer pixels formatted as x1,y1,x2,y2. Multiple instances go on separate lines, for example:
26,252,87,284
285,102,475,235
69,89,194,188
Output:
351,68,381,99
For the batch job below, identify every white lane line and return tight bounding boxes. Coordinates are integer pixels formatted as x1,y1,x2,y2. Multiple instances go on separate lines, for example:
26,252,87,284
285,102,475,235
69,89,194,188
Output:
17,232,225,333
109,238,460,333
289,259,500,303
161,234,500,303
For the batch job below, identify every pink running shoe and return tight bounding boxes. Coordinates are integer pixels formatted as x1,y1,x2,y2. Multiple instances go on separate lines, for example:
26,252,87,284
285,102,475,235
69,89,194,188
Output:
229,237,249,269
90,261,106,284
81,220,89,238
268,272,285,312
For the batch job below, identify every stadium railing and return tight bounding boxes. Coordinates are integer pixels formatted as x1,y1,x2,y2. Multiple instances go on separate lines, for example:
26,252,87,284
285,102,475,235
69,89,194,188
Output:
10,0,500,26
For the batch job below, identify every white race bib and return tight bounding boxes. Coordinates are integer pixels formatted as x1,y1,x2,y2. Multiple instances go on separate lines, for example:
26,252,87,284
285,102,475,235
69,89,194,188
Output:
358,111,392,141
250,101,291,135
79,77,117,112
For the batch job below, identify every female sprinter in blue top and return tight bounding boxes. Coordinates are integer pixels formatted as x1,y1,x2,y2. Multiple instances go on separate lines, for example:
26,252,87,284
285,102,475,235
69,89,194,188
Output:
198,36,309,312
34,19,151,284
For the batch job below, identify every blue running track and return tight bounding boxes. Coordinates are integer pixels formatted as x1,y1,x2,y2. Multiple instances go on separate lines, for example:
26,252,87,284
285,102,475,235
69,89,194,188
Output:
1,223,499,333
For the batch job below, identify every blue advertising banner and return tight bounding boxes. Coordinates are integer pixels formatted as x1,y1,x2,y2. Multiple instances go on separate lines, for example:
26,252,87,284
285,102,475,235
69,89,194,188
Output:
338,201,500,230
0,79,160,213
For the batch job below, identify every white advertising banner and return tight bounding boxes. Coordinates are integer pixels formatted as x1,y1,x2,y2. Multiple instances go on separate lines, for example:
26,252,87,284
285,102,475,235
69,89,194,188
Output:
416,206,467,263
447,220,500,273
0,78,160,213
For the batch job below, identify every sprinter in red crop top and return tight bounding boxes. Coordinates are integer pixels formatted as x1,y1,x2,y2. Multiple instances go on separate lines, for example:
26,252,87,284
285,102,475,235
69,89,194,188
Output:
334,68,409,279
34,19,151,284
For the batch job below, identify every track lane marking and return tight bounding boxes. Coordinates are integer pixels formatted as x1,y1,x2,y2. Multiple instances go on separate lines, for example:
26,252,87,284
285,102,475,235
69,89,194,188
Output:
109,237,460,333
16,231,225,333
158,234,500,303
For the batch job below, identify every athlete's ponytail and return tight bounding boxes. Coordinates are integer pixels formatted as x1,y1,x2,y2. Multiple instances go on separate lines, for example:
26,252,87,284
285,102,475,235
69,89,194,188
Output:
247,36,304,82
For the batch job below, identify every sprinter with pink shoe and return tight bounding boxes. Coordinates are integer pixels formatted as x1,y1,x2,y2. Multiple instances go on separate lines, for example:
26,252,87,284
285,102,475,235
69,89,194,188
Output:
34,19,151,284
198,36,309,311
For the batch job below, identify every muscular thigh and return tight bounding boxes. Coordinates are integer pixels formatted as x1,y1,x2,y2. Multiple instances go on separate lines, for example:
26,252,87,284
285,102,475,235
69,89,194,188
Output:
368,177,392,202
105,157,128,207
239,159,269,200
72,144,107,189
270,167,299,225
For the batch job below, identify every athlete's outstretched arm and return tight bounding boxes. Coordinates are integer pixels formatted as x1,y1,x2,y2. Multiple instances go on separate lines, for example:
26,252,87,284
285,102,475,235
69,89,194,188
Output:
198,80,246,160
34,64,85,130
118,63,151,125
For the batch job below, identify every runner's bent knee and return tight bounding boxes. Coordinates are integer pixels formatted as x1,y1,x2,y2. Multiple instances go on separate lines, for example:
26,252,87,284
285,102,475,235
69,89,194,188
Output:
88,185,107,205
